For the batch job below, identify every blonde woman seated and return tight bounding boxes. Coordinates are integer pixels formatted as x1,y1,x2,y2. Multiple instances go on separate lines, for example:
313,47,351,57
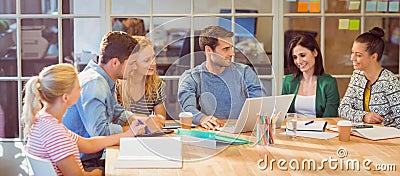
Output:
338,27,400,129
116,36,166,125
23,64,145,175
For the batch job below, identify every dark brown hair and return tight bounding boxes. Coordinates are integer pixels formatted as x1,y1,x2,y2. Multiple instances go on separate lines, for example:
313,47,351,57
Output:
199,26,234,51
354,27,385,61
126,18,146,36
287,34,324,80
99,31,139,64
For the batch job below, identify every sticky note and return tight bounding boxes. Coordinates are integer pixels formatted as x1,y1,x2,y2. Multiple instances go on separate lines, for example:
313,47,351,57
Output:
298,2,309,12
310,2,321,12
310,0,320,2
349,1,361,10
377,1,388,12
389,1,400,12
338,19,350,30
366,1,377,12
349,19,360,30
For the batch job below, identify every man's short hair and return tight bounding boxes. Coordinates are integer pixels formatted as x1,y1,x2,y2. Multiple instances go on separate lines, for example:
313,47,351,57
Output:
99,31,139,64
199,26,234,51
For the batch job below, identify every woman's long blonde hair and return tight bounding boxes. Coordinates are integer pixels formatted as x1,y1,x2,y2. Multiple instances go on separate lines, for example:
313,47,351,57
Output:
21,64,78,139
120,36,163,109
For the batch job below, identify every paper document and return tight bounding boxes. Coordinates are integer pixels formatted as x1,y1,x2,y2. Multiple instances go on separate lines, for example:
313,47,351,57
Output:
280,131,338,140
352,126,400,140
116,137,182,168
327,125,400,141
287,120,327,132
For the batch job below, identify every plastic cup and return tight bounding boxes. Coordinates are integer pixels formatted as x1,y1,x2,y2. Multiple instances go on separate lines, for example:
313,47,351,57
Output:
179,112,193,130
337,120,352,142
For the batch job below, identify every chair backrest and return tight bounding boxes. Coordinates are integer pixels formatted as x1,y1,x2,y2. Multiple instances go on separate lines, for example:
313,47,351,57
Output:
26,153,57,176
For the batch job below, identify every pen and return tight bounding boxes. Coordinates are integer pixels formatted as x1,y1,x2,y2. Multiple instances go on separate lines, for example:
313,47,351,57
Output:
137,119,152,134
305,120,314,126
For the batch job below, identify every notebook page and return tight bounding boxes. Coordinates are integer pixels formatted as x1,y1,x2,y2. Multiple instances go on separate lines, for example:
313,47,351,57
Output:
353,126,400,140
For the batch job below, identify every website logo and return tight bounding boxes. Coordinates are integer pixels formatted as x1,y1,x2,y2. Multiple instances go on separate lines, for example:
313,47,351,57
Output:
258,148,396,172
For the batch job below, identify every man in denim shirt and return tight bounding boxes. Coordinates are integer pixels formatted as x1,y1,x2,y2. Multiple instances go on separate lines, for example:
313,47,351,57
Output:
62,31,146,168
178,26,265,130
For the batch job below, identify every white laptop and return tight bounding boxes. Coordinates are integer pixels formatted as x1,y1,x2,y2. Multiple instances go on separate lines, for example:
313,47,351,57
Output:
271,94,296,128
219,94,295,134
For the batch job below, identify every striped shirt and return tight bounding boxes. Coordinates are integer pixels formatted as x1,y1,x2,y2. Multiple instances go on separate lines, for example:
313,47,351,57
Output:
128,82,166,115
26,114,83,175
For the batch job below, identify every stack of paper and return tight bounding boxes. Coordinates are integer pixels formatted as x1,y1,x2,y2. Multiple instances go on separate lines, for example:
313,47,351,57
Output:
279,131,338,140
115,137,182,168
282,120,336,140
286,120,327,132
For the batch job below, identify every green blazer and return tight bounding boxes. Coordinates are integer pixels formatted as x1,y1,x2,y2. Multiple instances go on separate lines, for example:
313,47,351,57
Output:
282,73,340,117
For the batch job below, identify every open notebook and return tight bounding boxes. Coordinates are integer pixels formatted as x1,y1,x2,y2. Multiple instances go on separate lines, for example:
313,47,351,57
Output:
351,126,400,140
327,125,400,140
286,120,327,132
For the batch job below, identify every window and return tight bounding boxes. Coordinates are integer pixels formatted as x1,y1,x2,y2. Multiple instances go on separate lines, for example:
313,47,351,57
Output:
1,0,399,140
0,0,103,139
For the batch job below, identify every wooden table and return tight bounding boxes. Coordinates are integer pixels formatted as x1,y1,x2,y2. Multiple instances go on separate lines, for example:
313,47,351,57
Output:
105,118,400,176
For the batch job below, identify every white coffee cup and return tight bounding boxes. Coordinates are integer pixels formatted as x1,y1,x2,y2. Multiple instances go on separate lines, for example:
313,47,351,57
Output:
179,112,193,129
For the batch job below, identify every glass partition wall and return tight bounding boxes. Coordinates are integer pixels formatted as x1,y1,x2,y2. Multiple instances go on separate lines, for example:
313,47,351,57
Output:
0,0,399,140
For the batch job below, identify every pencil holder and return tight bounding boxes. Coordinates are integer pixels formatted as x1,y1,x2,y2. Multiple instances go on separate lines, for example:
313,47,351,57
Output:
256,123,274,146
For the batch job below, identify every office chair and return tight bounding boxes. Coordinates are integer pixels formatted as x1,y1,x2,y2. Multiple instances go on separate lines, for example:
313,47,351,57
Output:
26,153,57,176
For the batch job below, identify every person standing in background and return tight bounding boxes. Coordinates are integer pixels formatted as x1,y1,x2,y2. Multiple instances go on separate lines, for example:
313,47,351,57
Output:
112,18,146,36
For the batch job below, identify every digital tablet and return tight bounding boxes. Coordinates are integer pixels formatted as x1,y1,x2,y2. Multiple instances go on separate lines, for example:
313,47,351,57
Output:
163,122,196,129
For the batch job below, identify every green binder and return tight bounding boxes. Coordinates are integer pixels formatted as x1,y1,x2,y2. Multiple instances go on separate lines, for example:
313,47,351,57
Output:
177,129,250,144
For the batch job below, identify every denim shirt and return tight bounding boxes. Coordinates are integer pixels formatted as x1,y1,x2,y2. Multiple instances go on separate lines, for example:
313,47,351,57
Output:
62,60,133,166
178,62,265,125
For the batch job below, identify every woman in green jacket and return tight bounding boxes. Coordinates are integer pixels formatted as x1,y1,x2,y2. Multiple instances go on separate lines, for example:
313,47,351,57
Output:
282,34,340,117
